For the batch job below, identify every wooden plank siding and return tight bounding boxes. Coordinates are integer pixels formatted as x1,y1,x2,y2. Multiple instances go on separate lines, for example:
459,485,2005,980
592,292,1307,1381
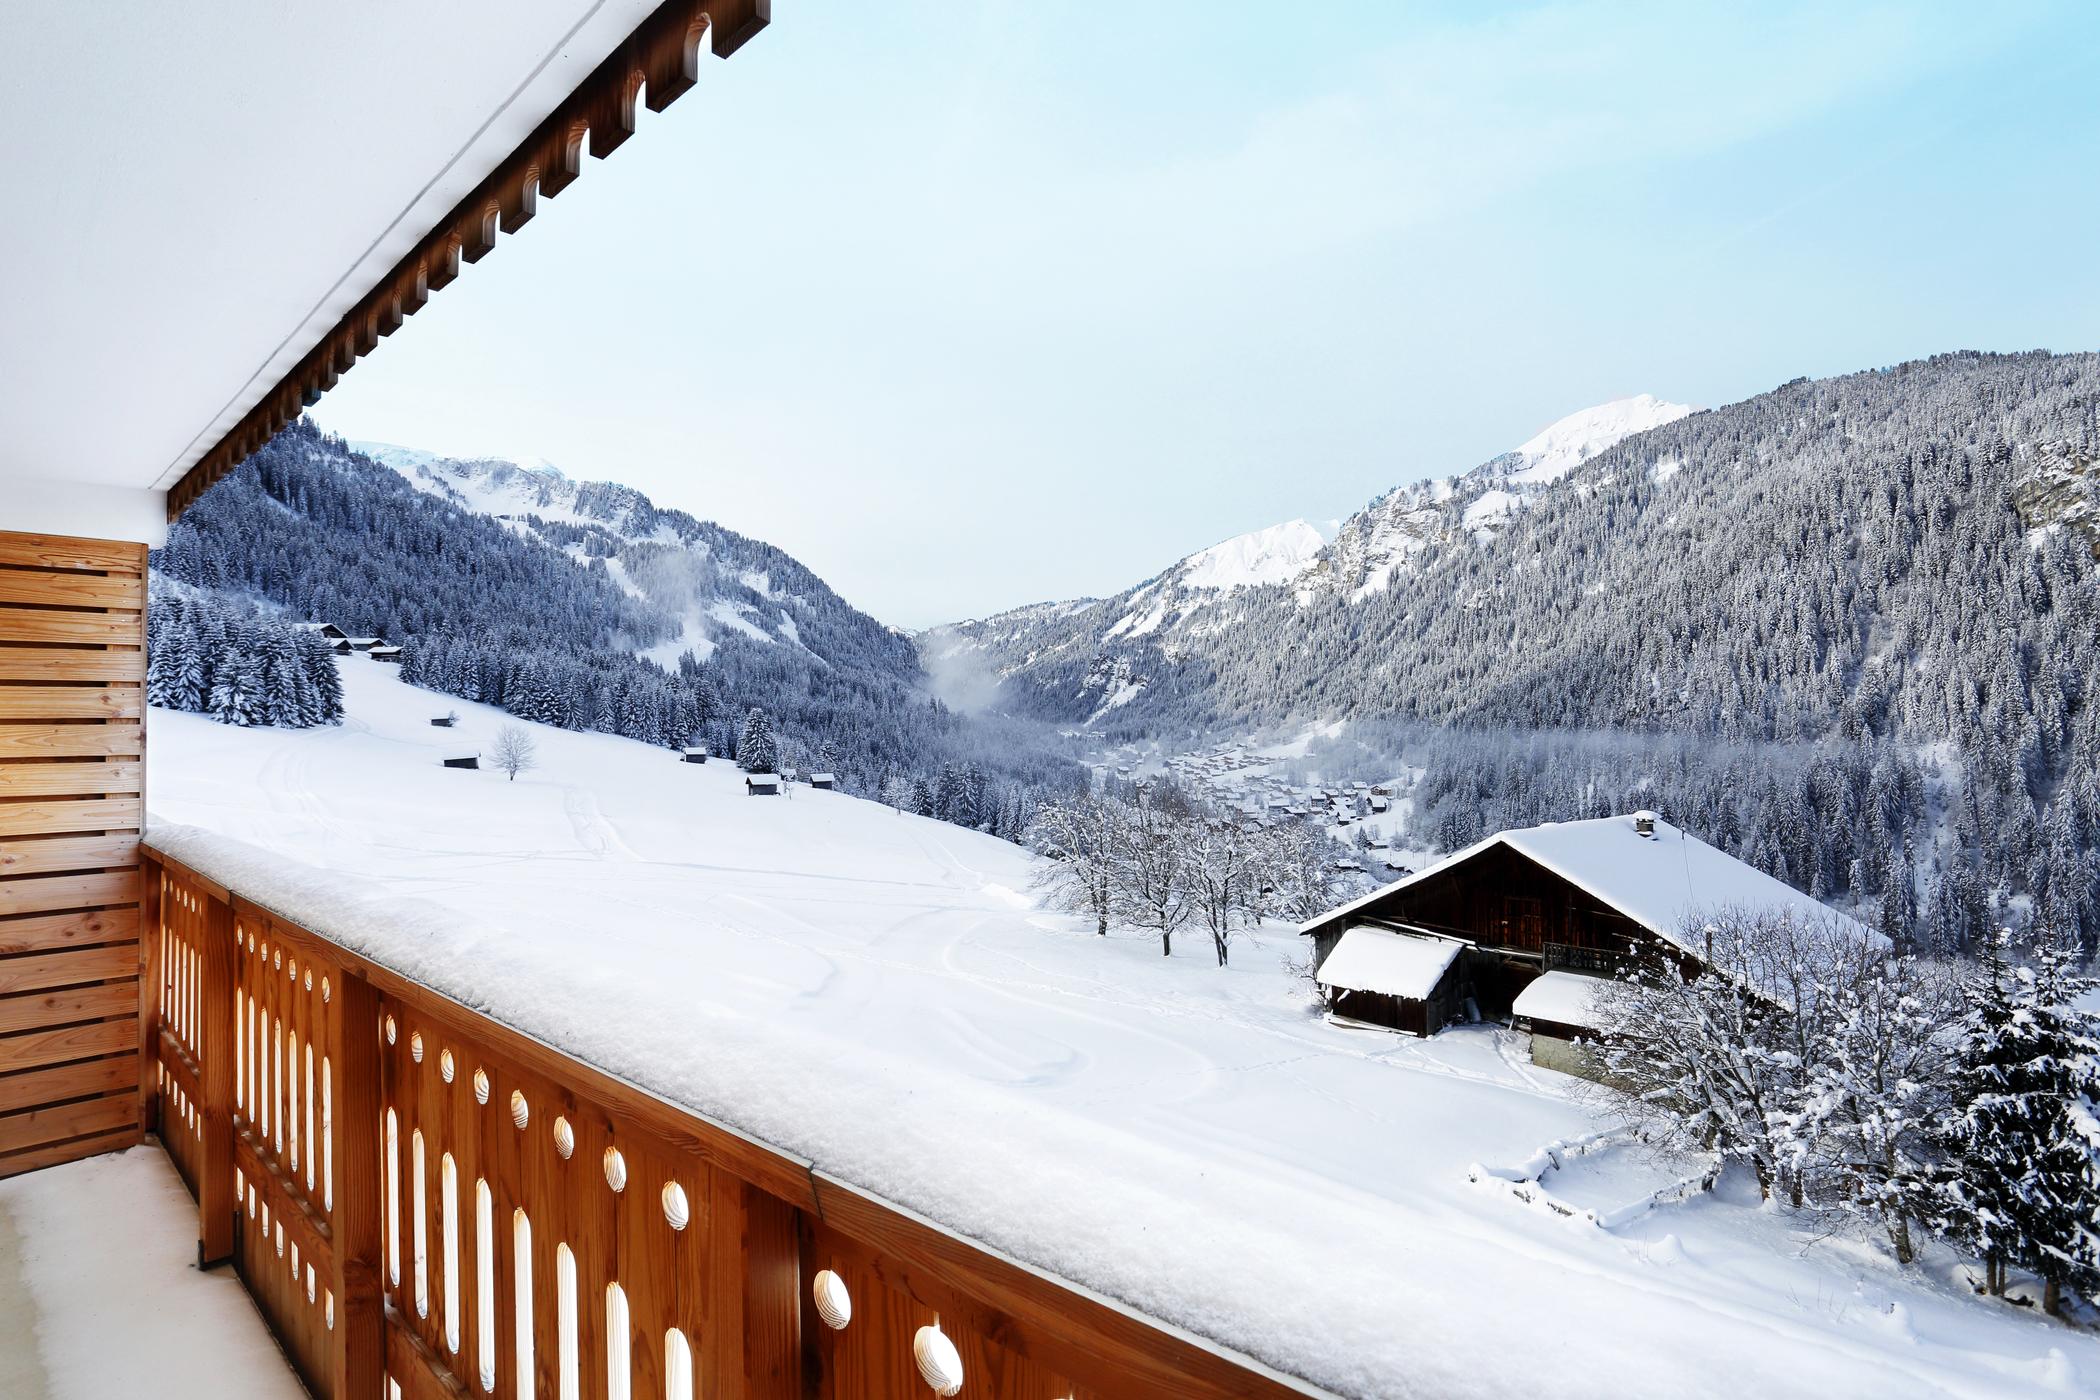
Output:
0,530,146,1178
140,846,1325,1400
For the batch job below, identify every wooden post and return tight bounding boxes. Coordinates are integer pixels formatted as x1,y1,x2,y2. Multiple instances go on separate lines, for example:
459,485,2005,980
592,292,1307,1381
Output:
196,889,237,1267
331,971,386,1400
137,855,162,1134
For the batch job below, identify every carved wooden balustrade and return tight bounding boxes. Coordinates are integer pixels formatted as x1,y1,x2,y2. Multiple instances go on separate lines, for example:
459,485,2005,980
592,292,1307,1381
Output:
139,844,1317,1400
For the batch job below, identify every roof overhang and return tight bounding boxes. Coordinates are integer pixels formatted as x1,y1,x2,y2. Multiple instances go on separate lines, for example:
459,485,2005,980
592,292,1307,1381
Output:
0,0,768,541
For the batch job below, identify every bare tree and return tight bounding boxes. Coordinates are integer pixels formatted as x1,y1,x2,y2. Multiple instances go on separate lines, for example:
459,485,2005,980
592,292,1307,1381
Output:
1116,785,1194,956
1184,813,1262,966
1026,790,1126,936
1792,950,1963,1262
489,724,538,783
1256,822,1352,923
1592,905,1959,1236
1593,908,1846,1204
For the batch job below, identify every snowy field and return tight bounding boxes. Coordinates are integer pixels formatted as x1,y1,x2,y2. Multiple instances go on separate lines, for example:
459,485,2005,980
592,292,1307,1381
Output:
145,659,2100,1399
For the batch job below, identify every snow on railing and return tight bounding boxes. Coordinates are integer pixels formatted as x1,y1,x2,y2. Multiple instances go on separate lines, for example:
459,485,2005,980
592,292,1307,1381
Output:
139,839,1324,1400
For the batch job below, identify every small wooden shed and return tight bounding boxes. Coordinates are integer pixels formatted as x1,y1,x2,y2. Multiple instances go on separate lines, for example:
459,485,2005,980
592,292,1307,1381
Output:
370,644,403,663
442,753,479,770
744,773,781,796
809,772,835,790
1314,927,1465,1036
681,747,709,764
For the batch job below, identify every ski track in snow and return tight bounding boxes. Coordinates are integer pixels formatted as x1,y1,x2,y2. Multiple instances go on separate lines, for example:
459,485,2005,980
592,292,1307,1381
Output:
142,659,2100,1400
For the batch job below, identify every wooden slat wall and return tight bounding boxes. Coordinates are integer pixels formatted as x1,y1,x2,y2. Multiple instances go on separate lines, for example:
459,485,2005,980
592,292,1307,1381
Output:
0,531,146,1178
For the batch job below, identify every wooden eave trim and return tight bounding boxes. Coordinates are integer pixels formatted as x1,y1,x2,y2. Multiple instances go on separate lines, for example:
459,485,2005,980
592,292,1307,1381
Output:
163,0,769,521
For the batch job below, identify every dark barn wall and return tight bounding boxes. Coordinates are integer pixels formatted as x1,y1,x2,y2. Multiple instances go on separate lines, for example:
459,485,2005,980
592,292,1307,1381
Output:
1329,988,1430,1036
1328,844,1652,958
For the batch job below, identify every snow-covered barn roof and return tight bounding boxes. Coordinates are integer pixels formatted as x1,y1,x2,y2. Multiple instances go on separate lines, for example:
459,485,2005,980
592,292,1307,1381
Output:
0,2,767,536
1302,812,1874,957
1512,971,1610,1031
1315,928,1462,1001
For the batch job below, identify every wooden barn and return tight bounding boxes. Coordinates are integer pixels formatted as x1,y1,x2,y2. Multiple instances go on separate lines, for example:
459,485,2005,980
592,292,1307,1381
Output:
441,753,479,770
745,773,781,796
1301,811,1870,1043
369,644,403,663
809,771,836,790
682,746,709,764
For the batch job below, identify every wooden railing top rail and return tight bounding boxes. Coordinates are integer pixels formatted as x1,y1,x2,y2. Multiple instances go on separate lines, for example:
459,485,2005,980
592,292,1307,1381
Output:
140,840,1332,1400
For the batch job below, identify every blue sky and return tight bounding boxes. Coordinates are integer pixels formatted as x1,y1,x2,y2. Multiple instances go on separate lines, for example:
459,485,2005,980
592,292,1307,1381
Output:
315,0,2100,627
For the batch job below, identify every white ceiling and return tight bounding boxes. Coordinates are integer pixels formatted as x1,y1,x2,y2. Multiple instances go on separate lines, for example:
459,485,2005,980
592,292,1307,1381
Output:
0,1,671,498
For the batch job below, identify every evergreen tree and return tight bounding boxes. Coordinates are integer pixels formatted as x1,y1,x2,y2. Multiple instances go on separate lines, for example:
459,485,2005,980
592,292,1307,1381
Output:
1940,930,2100,1310
737,707,778,772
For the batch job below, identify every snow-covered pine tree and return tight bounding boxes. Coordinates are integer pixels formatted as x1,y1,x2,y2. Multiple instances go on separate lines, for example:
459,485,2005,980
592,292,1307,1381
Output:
1938,929,2100,1310
737,707,778,772
207,642,263,727
146,613,198,711
934,764,968,824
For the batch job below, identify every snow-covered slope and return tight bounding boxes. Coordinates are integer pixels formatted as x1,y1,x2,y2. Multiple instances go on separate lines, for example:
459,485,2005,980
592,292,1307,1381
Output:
1177,518,1332,591
1505,394,1696,486
350,439,869,666
145,658,2092,1399
1304,392,1696,598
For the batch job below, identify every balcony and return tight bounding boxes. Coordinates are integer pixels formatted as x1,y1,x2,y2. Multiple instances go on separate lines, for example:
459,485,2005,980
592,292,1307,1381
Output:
0,1145,307,1400
105,844,1314,1399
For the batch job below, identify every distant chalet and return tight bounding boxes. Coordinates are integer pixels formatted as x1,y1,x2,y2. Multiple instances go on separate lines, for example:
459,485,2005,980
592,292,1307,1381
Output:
1302,812,1871,1061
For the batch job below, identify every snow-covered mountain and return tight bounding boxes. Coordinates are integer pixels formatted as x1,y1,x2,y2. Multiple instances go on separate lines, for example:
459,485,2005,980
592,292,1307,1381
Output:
925,353,2100,761
932,391,1698,701
1299,393,1695,601
351,440,879,669
1177,519,1333,591
1503,393,1696,486
154,421,1080,802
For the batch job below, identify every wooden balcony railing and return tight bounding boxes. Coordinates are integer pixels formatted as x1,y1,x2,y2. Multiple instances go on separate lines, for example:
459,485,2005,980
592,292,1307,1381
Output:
1541,941,1624,976
138,843,1319,1400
